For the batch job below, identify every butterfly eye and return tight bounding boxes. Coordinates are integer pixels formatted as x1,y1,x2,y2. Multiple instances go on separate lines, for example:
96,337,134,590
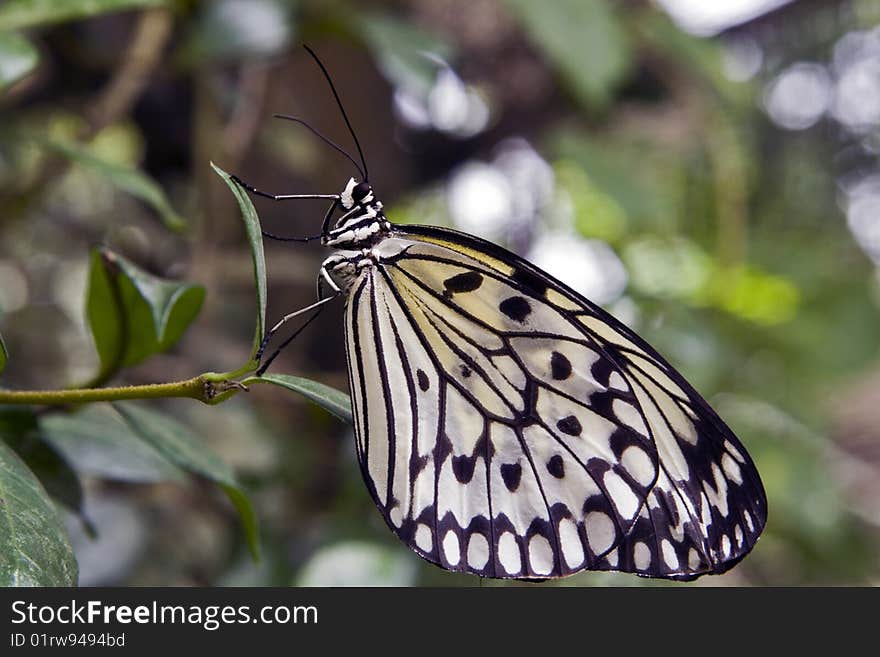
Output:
352,182,371,201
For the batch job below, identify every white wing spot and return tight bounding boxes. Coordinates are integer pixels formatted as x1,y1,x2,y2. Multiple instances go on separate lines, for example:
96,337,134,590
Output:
661,540,679,570
744,509,754,532
634,542,651,570
584,511,616,555
720,534,731,558
724,439,746,463
528,534,554,576
721,453,743,485
558,518,585,569
415,524,433,552
608,371,628,390
688,548,701,570
605,549,620,568
612,399,649,437
705,463,730,517
498,532,521,575
603,470,641,519
605,548,619,567
389,506,403,528
467,533,490,570
620,446,654,487
443,531,461,566
734,524,744,548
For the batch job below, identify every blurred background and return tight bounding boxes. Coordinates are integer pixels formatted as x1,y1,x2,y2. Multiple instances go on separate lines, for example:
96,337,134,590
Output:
1,0,879,586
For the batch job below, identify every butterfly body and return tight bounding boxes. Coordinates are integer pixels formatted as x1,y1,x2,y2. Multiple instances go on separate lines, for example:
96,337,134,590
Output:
313,178,767,581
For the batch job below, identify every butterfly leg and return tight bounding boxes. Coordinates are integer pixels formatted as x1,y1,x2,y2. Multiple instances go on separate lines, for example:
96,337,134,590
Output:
231,178,340,243
255,261,342,376
230,174,339,202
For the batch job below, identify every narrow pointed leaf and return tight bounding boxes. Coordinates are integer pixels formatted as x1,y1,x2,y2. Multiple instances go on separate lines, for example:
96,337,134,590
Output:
245,373,352,425
212,162,266,360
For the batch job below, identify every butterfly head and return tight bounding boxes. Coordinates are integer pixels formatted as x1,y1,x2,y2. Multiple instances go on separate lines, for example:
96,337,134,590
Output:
323,177,390,248
340,177,374,210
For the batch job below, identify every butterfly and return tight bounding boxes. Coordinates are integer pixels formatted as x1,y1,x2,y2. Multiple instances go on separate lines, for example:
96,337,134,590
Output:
234,46,767,581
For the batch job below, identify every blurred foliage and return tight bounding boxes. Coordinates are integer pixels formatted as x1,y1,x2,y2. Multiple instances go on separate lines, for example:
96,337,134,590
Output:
0,32,38,91
1,0,879,586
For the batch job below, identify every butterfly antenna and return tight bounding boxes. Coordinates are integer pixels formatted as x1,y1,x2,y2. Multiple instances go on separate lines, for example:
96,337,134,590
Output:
273,114,365,181
303,44,370,182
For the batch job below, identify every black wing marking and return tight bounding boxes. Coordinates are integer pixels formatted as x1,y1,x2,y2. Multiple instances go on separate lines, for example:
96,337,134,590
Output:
342,226,766,579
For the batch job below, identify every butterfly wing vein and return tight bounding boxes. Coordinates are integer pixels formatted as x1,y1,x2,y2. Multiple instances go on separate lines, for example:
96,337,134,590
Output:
344,227,766,580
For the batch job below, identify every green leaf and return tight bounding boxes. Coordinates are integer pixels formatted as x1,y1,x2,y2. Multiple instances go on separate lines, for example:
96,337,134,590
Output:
85,248,124,381
112,402,260,559
246,373,352,425
0,408,84,518
40,405,184,483
85,247,205,373
0,439,78,586
0,0,165,31
40,136,187,232
0,330,7,374
212,162,266,360
503,0,632,110
111,251,206,364
0,31,38,91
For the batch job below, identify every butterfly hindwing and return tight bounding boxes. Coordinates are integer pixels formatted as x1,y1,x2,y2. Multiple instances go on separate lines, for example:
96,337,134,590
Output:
343,224,766,579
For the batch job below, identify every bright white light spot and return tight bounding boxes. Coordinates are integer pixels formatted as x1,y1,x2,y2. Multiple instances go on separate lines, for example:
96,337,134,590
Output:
298,541,417,586
0,261,28,313
393,88,431,129
763,62,833,130
845,175,880,264
215,0,289,56
394,62,489,138
527,232,627,305
494,138,555,218
429,68,471,133
446,139,553,244
656,0,794,36
722,36,764,81
833,60,880,129
447,163,512,241
830,29,880,132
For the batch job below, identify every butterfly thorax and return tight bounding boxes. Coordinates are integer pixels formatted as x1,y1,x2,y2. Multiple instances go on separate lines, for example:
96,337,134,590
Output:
322,178,391,249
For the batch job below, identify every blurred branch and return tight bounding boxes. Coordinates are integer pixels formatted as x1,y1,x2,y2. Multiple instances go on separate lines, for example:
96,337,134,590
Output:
6,8,174,217
86,7,174,136
0,372,252,407
706,112,749,266
223,63,271,164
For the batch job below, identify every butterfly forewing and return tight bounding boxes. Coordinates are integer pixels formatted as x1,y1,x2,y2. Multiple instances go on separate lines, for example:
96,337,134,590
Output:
343,224,766,580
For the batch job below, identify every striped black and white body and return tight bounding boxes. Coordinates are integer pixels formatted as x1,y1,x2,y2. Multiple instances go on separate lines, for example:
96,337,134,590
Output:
315,177,767,580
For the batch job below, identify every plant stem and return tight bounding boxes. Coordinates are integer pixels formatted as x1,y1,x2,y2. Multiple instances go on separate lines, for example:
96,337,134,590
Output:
0,376,232,406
